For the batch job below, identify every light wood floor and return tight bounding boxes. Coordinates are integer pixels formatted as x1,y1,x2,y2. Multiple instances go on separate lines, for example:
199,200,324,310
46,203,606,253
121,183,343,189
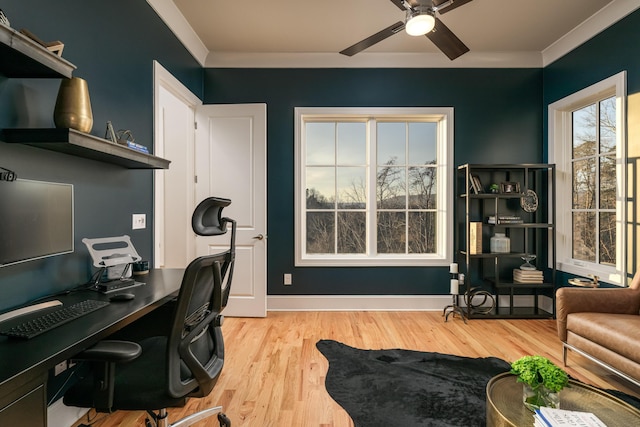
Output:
72,311,640,427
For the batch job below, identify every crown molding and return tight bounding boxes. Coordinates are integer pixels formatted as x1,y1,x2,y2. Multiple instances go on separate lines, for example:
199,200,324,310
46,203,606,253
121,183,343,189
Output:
146,0,208,66
203,51,543,68
150,0,638,69
542,0,640,67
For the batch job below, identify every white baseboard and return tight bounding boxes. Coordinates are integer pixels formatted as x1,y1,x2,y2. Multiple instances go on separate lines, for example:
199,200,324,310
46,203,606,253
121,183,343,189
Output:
268,295,453,311
267,294,555,313
48,398,88,427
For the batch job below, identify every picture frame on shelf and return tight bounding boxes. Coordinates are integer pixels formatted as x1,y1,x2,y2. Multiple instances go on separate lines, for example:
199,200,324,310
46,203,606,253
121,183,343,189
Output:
500,181,520,194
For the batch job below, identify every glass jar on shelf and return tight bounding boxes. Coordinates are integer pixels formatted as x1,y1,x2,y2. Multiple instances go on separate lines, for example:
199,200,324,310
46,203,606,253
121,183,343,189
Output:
490,233,510,253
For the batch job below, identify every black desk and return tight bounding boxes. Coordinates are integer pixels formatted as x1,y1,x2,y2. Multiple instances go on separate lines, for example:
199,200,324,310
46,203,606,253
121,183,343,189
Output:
0,268,184,426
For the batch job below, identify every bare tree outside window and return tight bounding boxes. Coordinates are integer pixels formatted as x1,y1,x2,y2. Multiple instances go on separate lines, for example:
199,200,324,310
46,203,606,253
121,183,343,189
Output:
571,96,616,267
304,119,439,257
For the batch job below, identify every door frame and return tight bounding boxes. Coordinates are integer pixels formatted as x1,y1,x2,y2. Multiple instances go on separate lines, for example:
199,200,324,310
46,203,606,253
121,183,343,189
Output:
153,60,201,268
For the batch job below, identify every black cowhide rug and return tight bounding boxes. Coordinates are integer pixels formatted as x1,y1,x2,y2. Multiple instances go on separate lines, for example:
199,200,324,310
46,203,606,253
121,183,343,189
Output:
316,340,640,427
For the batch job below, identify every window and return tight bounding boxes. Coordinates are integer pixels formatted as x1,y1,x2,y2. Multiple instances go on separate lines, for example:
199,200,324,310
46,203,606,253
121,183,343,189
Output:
549,72,626,285
295,107,453,266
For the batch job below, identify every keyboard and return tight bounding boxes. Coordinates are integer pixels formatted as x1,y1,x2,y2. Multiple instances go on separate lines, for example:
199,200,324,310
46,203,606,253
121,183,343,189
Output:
0,299,110,339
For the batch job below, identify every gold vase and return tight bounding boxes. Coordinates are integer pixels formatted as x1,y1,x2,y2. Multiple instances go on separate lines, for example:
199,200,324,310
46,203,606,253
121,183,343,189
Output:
54,77,93,133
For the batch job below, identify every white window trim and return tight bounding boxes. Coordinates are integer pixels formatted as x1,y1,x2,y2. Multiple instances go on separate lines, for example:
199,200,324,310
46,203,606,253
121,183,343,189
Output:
294,107,454,267
548,71,627,285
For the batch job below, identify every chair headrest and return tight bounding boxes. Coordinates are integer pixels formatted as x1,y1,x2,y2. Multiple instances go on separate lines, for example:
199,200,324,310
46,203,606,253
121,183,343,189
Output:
192,197,232,236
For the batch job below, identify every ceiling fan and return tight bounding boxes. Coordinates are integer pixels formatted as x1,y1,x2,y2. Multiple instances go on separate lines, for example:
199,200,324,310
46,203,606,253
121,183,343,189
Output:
340,0,473,60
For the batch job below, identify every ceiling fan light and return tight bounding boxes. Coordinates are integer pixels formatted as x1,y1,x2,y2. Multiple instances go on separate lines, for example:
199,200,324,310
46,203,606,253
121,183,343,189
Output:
405,11,435,37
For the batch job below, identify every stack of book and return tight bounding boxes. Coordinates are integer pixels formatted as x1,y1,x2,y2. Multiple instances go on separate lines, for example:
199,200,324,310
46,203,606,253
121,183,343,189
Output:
534,407,607,427
487,215,523,224
513,268,544,284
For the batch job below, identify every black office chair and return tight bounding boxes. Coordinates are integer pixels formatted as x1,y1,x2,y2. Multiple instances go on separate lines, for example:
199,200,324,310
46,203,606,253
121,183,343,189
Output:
64,197,236,427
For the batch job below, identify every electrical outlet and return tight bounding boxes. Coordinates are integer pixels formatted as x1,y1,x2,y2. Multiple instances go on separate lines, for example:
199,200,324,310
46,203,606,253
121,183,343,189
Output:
54,360,68,376
132,214,146,230
284,273,292,285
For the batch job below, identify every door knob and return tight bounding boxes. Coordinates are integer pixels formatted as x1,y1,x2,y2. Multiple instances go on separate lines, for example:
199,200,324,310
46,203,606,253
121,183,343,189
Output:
253,234,266,240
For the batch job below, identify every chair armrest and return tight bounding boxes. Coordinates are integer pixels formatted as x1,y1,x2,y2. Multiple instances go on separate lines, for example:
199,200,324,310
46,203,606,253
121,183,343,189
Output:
556,287,640,341
71,340,141,412
74,340,141,363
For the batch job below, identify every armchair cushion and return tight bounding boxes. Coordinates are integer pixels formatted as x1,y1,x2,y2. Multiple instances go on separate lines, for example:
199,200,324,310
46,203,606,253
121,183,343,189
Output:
567,313,640,362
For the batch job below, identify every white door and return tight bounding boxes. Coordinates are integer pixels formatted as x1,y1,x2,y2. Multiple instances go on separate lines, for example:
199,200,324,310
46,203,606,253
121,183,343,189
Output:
194,103,267,317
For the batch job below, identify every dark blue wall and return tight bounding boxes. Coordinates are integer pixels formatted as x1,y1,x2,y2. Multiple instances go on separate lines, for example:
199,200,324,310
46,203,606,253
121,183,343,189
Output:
543,9,640,279
203,68,543,295
1,2,637,309
0,1,202,311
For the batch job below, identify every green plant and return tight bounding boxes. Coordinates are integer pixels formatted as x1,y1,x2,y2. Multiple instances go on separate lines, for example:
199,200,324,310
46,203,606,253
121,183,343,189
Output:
510,355,569,392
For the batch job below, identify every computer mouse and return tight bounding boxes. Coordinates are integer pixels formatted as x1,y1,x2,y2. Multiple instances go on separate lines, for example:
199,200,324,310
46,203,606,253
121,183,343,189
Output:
109,293,135,302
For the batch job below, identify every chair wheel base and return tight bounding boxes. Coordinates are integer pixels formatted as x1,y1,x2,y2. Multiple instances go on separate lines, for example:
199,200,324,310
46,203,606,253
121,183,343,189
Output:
218,413,231,426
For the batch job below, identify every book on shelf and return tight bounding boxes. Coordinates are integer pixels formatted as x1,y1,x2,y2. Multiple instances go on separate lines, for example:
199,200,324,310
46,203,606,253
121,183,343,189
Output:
469,222,482,254
534,407,608,427
513,268,543,283
126,141,149,154
487,215,523,224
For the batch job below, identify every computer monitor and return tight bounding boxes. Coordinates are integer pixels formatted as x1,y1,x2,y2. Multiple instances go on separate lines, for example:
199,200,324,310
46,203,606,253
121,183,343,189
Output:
0,179,74,267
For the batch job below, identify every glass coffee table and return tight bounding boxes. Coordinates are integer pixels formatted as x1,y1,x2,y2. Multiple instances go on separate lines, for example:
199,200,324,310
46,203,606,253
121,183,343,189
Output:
486,372,640,427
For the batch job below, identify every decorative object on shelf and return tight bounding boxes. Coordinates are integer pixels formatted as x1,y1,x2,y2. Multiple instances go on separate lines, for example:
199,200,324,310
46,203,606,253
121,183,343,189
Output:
19,28,64,56
0,9,10,27
568,275,599,287
463,287,495,314
489,183,499,193
116,129,134,145
520,254,536,270
54,77,93,133
105,121,117,143
510,355,568,412
520,188,539,212
500,181,520,193
490,232,510,253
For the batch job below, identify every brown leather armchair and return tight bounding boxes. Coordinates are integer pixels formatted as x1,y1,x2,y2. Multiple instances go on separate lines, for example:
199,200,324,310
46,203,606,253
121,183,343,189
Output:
556,272,640,387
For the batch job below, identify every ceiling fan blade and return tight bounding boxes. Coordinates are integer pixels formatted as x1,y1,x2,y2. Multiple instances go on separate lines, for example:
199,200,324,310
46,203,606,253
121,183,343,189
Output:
389,0,409,12
433,0,474,14
340,21,405,56
426,17,469,60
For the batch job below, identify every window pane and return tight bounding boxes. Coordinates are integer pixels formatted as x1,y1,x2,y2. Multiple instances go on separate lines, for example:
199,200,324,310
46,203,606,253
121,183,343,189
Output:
572,159,595,209
408,166,436,209
408,212,436,253
306,167,334,209
572,212,596,262
377,122,406,165
377,211,406,253
337,212,366,253
600,96,616,154
572,104,596,158
377,167,406,209
337,122,366,165
408,122,437,165
600,155,616,210
337,167,366,209
599,212,616,266
306,212,334,253
306,122,335,165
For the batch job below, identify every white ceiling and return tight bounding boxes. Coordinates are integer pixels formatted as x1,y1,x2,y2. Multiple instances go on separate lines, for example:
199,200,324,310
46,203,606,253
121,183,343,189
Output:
148,0,639,68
